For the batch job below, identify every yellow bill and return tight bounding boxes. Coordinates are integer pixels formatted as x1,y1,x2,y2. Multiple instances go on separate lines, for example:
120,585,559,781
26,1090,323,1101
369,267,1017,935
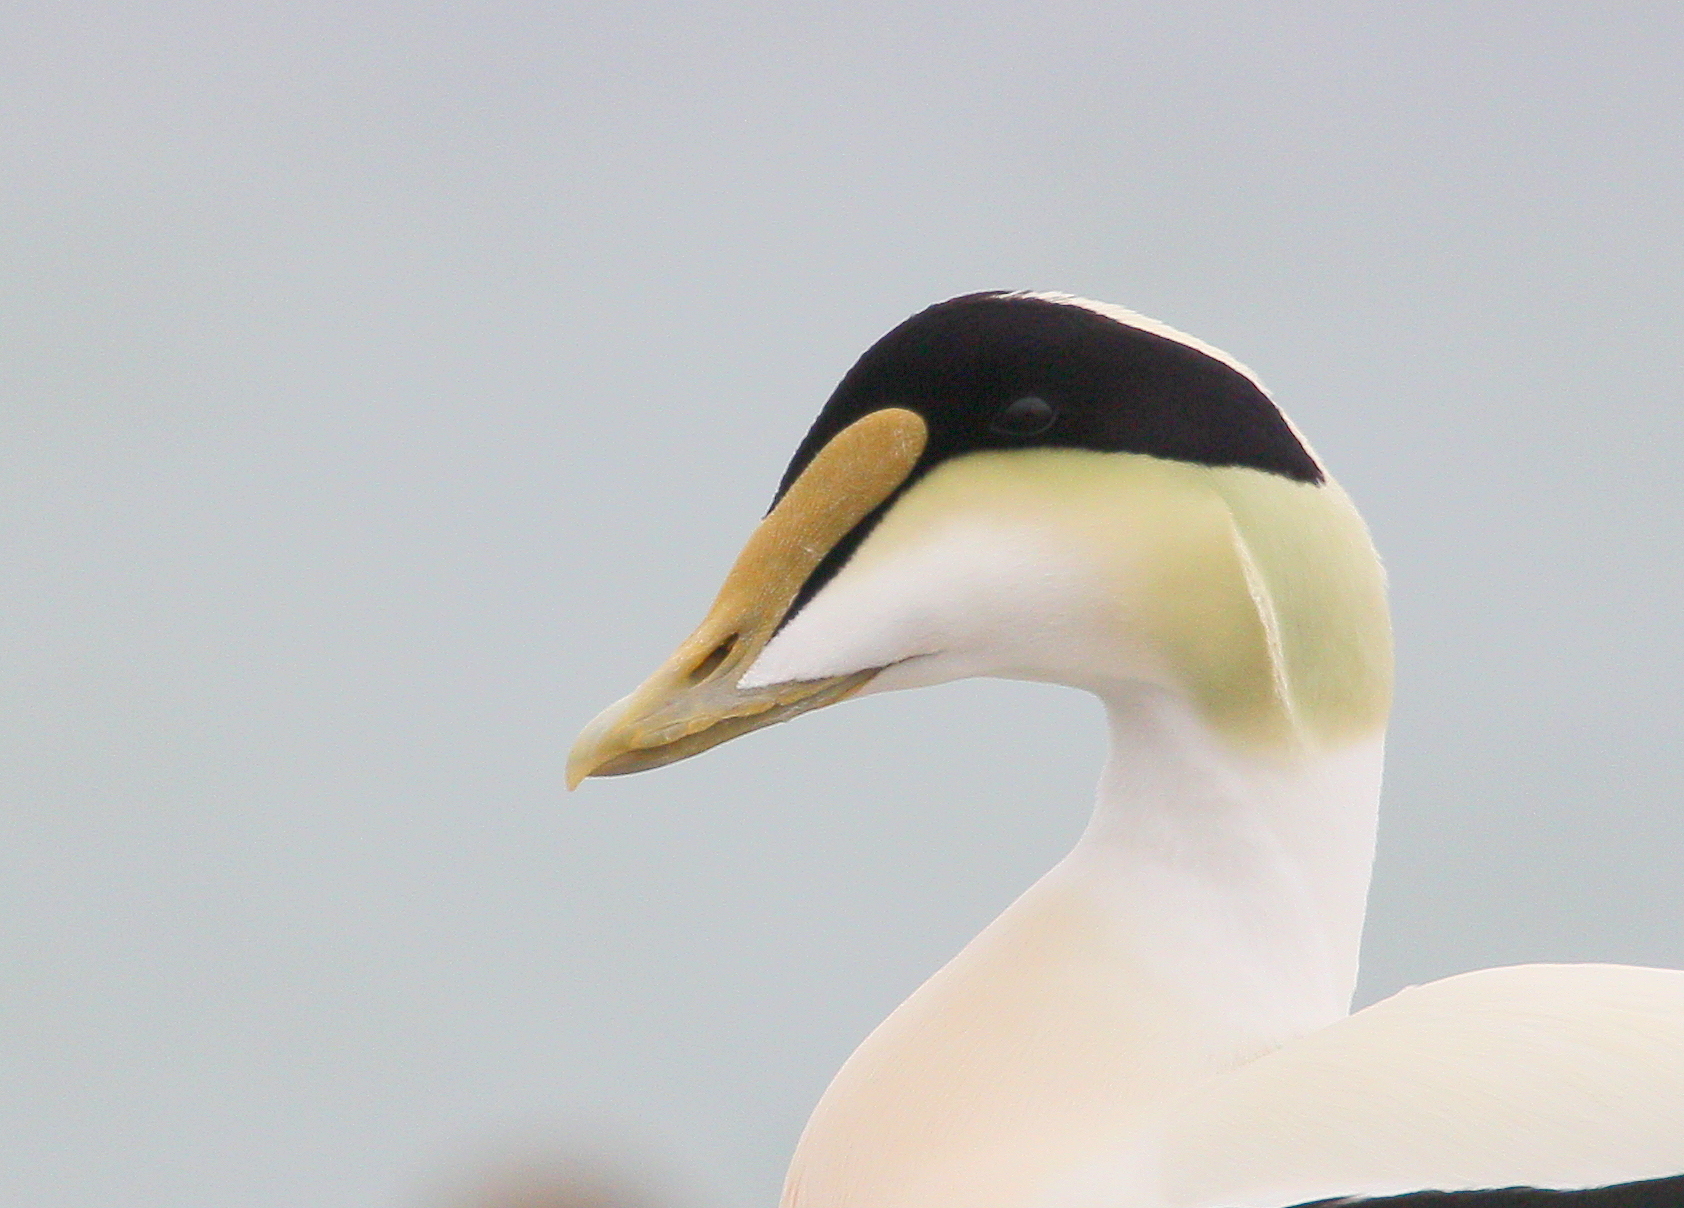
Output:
567,407,929,788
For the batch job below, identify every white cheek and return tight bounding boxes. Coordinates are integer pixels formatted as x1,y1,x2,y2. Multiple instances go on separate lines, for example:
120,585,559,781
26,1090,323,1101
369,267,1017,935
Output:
739,517,1135,693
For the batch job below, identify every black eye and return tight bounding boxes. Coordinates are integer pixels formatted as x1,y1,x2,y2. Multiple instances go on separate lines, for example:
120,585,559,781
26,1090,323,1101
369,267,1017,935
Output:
989,395,1058,436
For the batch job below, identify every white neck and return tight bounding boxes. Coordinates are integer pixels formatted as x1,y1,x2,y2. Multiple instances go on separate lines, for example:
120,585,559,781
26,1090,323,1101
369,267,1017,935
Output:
782,686,1385,1208
1071,684,1382,1057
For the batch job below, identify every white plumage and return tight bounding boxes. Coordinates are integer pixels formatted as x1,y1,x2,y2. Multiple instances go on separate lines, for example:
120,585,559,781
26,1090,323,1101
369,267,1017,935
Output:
571,293,1684,1208
1126,964,1684,1206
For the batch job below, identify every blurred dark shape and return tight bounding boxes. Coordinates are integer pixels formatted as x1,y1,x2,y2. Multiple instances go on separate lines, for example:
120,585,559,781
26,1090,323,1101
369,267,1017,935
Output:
436,1151,673,1208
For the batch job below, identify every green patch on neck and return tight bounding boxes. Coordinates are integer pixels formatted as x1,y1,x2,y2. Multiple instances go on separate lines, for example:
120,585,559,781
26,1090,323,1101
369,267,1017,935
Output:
1204,467,1392,749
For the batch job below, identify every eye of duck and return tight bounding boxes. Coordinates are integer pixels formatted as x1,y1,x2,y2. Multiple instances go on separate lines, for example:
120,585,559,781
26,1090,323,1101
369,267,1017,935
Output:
988,394,1058,436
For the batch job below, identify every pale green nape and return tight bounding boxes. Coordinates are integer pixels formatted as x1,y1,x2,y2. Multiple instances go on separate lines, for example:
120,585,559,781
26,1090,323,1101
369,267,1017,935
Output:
1206,465,1392,746
862,448,1393,751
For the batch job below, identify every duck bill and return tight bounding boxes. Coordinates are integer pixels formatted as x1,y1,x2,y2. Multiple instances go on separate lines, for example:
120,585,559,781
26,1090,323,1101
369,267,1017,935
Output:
567,407,928,788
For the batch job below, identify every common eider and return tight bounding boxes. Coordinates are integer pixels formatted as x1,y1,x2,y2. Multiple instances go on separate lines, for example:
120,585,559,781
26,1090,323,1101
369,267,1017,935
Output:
569,293,1684,1208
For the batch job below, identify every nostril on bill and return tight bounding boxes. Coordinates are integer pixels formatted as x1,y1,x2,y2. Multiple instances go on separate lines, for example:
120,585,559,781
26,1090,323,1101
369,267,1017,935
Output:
687,635,738,683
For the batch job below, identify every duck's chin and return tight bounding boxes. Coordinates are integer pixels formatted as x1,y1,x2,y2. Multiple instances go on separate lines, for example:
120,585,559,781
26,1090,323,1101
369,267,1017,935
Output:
846,651,980,697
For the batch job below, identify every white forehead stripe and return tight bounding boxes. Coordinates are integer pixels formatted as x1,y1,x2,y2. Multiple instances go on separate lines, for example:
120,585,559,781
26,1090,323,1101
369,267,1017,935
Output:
1006,291,1272,397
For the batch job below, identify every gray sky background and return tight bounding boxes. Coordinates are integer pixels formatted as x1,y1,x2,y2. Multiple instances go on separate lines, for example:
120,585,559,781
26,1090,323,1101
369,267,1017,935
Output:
4,4,1683,1207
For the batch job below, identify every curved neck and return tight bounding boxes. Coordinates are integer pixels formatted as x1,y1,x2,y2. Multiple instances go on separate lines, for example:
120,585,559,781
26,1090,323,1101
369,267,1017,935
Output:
781,685,1385,1208
1072,684,1383,1054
